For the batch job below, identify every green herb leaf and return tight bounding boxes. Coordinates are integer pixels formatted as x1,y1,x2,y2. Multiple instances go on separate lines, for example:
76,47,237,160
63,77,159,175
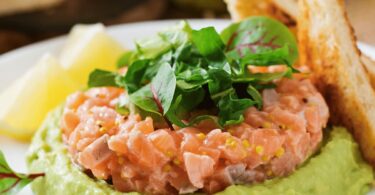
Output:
165,87,206,127
165,95,187,127
217,92,254,126
252,83,277,90
187,115,222,128
191,27,225,59
87,69,120,88
232,69,292,83
176,67,209,91
191,27,230,71
135,21,192,60
0,152,12,173
129,84,160,115
129,63,177,129
135,36,171,60
0,151,44,195
246,85,263,109
116,51,135,68
115,94,130,116
175,87,205,112
159,21,192,47
208,69,233,102
122,60,150,93
221,16,298,67
173,43,194,63
150,63,177,114
142,51,173,82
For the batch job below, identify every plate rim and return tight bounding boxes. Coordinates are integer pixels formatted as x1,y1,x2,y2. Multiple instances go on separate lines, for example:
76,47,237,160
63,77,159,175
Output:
0,19,231,61
1,18,374,65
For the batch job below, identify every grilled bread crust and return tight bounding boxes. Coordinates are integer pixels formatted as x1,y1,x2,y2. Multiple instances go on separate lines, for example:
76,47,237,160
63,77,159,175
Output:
224,0,295,25
272,0,298,19
298,0,375,165
362,55,375,90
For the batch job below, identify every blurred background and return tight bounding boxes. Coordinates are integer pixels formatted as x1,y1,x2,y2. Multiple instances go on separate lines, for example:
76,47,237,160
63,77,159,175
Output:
0,0,373,54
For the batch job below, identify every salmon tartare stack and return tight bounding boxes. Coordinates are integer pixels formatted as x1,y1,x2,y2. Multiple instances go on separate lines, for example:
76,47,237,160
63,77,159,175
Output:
20,9,374,195
51,16,336,194
23,16,375,195
61,75,328,194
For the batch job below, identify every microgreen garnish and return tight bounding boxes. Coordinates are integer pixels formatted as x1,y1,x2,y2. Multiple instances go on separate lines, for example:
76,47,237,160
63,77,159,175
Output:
129,63,176,129
0,151,44,195
221,16,298,68
88,17,298,129
88,69,120,88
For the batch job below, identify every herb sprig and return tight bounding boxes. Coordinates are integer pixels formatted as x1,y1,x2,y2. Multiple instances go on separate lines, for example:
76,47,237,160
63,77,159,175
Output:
88,16,298,128
0,151,44,195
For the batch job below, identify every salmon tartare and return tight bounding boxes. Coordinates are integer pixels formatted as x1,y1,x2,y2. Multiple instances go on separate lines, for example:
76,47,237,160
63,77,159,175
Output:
61,76,328,194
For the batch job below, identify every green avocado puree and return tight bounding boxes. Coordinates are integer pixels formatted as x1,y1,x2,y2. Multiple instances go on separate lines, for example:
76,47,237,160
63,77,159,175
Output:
26,108,374,195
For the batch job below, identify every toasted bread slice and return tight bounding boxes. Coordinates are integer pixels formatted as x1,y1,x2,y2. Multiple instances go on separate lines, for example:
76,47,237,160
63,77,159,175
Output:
272,0,298,19
298,0,375,165
224,0,298,22
224,0,295,25
362,55,375,90
272,0,375,88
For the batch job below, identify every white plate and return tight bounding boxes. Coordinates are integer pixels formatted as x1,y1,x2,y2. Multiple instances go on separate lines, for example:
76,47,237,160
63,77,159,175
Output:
0,19,374,195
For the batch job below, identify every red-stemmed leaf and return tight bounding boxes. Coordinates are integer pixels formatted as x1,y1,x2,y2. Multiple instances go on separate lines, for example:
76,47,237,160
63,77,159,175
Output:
130,63,176,129
221,16,298,67
0,151,44,195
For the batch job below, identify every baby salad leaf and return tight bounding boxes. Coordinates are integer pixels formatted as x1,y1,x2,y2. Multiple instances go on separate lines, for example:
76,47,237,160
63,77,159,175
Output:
191,27,230,71
217,92,254,126
176,67,209,91
191,27,225,59
208,69,233,102
232,69,293,83
88,69,120,88
150,63,177,114
173,42,194,63
207,68,256,126
129,84,160,115
116,51,135,68
142,51,173,82
166,87,206,127
135,21,192,60
221,16,298,67
135,36,171,60
122,59,150,93
130,63,177,129
130,63,176,114
159,21,192,47
0,151,44,195
120,53,173,93
226,45,290,66
176,87,206,112
246,85,263,109
187,115,222,128
165,95,187,127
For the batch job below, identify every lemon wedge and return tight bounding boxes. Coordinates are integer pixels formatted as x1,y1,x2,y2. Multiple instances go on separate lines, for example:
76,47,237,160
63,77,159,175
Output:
0,24,125,141
59,23,125,86
0,54,77,141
